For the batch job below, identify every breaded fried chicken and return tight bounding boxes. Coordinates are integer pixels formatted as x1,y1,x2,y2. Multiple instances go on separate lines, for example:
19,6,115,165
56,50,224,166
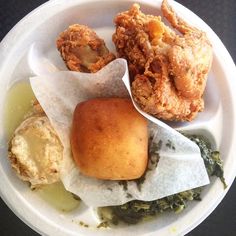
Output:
57,24,115,72
113,0,213,121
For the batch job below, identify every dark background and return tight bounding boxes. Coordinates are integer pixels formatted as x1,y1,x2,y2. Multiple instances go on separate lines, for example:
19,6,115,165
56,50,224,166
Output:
0,0,235,235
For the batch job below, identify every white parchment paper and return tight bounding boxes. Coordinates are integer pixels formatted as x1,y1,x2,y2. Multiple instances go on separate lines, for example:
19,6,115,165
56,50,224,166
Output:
30,59,209,207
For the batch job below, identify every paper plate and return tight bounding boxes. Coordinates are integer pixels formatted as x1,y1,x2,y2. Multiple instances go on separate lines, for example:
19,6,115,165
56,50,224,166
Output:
0,0,236,235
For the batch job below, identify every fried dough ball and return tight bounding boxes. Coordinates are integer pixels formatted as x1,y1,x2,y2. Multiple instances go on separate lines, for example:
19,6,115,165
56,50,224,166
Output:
113,0,213,121
8,116,63,188
70,98,148,180
57,24,115,72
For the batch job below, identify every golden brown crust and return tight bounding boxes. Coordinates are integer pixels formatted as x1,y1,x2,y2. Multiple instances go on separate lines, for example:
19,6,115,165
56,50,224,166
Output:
70,98,148,180
113,1,212,121
8,116,63,188
57,24,115,72
32,100,45,115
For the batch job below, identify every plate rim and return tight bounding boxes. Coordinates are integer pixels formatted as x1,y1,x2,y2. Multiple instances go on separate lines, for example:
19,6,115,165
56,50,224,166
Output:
0,0,236,236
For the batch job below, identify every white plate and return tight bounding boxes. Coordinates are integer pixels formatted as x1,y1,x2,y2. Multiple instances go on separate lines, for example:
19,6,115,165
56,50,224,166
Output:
0,0,236,235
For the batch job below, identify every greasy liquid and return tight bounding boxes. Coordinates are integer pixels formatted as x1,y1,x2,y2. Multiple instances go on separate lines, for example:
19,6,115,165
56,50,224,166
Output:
4,81,35,138
4,81,80,212
37,182,80,212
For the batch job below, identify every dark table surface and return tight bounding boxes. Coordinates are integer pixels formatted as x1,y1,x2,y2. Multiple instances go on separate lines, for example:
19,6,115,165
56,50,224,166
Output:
0,0,235,235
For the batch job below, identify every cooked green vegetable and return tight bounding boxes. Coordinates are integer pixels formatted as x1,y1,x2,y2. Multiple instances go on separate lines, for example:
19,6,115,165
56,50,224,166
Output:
99,188,201,225
186,135,227,188
98,135,226,225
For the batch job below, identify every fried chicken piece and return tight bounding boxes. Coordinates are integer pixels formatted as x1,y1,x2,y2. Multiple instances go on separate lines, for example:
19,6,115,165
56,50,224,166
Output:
113,0,213,121
57,24,115,73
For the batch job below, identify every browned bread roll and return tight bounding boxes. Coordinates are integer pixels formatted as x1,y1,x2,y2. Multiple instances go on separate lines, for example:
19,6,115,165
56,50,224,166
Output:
70,98,148,180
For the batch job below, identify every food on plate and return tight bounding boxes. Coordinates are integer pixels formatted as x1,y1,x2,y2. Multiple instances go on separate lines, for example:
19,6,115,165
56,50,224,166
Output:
99,188,202,225
5,82,80,209
57,24,115,72
186,135,227,188
8,115,63,188
4,81,37,138
31,100,45,115
4,0,226,229
38,182,81,212
98,135,225,225
113,0,213,121
70,98,148,180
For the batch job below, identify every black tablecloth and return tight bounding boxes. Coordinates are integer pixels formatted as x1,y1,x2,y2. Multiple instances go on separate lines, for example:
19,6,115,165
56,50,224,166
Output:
0,1,235,235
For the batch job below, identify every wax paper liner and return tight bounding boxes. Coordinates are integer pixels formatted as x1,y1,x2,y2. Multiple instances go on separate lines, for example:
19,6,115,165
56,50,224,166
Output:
30,58,209,207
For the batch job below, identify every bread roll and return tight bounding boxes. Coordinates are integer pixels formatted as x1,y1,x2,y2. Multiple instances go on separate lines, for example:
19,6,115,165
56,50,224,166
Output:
70,98,148,180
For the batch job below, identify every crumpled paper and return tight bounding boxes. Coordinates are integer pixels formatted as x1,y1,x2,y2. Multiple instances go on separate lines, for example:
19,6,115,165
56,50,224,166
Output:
30,58,209,207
